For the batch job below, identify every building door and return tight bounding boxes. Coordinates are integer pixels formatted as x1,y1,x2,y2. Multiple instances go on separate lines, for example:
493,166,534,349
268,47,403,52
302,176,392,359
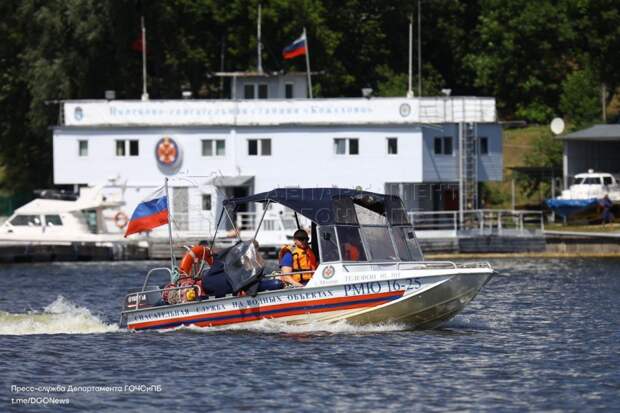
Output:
442,186,459,210
173,187,189,231
225,186,251,229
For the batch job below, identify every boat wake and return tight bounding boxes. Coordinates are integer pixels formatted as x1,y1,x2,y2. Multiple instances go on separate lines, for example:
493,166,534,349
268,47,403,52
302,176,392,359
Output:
0,296,119,336
441,315,492,331
166,319,412,335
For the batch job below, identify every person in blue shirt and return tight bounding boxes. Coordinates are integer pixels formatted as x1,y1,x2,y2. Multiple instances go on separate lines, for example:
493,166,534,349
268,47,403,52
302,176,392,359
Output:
600,195,614,224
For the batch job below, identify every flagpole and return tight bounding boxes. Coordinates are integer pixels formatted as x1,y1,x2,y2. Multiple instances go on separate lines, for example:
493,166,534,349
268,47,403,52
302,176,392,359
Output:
303,27,313,99
257,4,263,74
141,16,149,101
407,14,414,98
164,178,175,270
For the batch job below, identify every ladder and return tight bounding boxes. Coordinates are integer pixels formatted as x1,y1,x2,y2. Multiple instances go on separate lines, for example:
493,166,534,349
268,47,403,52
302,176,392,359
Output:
459,122,478,226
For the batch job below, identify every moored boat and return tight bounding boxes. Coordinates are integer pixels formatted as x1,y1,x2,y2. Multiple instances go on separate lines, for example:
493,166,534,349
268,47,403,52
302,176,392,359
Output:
120,188,494,331
546,170,620,219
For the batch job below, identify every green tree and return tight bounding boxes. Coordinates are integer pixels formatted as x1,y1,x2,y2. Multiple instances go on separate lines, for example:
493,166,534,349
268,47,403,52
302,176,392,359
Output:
560,68,600,129
464,0,576,122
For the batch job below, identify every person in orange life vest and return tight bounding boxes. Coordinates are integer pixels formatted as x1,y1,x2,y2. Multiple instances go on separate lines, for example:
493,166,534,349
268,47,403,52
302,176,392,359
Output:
343,242,361,261
278,229,318,287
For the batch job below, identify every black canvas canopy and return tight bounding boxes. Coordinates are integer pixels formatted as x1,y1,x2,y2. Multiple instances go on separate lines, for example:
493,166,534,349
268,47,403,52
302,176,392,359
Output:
223,187,411,226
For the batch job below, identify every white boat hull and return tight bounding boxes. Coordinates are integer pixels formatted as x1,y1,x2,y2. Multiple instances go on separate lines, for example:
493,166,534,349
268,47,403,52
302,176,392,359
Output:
122,268,493,331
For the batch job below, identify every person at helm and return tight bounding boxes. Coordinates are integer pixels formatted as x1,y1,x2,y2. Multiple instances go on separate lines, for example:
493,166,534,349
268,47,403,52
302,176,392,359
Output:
278,229,318,287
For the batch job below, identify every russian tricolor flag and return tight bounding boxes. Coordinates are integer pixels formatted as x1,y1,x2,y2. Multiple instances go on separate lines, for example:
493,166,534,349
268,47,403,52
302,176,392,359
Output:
282,32,307,60
124,187,169,237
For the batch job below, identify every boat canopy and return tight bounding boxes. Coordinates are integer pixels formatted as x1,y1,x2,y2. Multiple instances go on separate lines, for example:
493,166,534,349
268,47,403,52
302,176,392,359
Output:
223,188,411,226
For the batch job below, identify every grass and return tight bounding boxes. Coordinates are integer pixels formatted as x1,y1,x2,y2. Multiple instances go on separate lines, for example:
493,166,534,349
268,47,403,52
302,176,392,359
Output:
483,125,552,209
544,223,620,233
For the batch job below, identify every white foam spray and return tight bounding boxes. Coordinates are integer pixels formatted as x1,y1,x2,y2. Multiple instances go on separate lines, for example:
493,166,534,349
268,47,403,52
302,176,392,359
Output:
165,318,411,335
0,296,119,335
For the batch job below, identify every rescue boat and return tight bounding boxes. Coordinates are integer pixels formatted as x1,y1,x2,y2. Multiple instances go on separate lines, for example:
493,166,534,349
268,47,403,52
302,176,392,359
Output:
120,188,494,331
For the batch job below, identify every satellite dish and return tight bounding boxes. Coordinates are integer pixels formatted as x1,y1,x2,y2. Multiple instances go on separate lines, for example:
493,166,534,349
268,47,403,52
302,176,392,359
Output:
550,117,565,135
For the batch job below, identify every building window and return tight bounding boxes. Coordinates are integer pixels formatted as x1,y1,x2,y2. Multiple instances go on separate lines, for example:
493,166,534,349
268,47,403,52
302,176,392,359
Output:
78,140,88,157
387,138,398,155
129,140,139,156
334,138,359,155
202,139,226,156
285,83,294,99
244,84,255,99
248,139,258,155
115,140,139,157
261,138,271,155
443,137,452,155
479,137,488,155
202,194,212,211
434,137,453,155
258,84,268,99
216,140,226,156
248,139,271,156
334,139,346,155
349,139,359,155
116,140,126,156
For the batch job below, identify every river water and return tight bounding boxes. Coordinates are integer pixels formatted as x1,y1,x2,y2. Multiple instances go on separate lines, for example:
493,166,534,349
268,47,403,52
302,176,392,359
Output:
0,258,618,412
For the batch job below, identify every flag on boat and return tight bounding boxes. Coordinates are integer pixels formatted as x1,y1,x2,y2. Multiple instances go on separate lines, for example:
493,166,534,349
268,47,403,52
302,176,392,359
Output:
124,186,168,237
282,32,307,60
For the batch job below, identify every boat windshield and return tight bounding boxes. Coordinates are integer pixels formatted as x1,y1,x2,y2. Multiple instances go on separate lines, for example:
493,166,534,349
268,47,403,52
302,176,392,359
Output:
317,203,423,263
575,177,601,185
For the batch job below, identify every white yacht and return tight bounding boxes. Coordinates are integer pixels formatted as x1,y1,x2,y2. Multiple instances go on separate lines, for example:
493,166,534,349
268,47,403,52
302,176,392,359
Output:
546,170,620,219
557,170,620,201
0,186,132,244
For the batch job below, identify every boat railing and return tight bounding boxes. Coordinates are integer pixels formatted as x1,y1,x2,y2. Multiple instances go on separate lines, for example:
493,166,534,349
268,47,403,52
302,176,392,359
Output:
124,283,202,312
341,260,492,272
141,267,174,292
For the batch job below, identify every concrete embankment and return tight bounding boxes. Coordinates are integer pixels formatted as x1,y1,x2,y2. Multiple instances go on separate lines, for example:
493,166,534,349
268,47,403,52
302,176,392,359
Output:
0,242,149,262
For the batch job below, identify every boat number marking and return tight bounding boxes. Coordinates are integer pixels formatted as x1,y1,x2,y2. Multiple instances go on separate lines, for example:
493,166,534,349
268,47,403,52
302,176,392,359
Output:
344,278,422,296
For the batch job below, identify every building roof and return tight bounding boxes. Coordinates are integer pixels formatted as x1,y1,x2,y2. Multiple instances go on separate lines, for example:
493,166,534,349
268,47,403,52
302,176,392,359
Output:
561,124,620,141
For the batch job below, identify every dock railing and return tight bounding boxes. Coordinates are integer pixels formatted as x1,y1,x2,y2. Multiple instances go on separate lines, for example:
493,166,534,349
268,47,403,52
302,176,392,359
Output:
408,209,544,237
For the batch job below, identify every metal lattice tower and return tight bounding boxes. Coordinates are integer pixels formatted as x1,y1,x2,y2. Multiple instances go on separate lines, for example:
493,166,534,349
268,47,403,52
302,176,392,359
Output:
459,122,479,226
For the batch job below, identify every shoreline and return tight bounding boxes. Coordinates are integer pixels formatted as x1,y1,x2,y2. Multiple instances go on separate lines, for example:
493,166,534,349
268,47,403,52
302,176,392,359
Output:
426,252,620,259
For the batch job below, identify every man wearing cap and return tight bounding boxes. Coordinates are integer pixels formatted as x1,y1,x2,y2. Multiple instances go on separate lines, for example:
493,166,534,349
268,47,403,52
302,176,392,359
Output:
278,229,318,287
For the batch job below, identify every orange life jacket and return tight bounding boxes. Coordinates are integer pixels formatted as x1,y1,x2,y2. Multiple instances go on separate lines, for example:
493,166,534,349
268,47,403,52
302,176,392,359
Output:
344,243,361,261
278,244,317,283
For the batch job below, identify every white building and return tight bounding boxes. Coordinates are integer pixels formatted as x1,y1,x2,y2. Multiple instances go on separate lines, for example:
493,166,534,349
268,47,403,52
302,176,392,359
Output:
53,93,502,236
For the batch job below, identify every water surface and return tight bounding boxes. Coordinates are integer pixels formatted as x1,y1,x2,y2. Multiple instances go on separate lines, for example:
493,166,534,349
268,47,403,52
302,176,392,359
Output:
0,258,618,412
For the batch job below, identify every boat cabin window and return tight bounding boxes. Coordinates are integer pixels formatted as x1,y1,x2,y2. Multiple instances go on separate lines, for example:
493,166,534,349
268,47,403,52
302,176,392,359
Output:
361,226,397,260
83,210,98,233
603,176,613,185
337,226,368,262
392,227,423,261
354,204,387,226
45,215,63,226
318,226,340,262
583,177,601,185
10,215,41,226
